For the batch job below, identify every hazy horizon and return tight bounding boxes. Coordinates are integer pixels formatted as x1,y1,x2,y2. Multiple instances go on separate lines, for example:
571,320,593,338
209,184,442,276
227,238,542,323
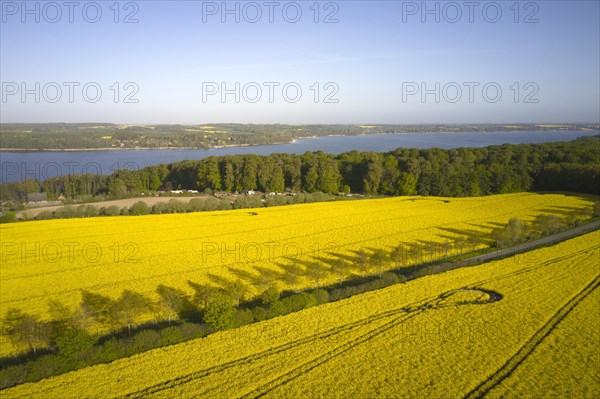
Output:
2,1,599,124
2,122,599,127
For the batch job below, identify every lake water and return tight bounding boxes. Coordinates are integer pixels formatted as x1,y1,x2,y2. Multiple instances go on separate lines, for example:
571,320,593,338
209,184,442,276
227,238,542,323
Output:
0,130,597,183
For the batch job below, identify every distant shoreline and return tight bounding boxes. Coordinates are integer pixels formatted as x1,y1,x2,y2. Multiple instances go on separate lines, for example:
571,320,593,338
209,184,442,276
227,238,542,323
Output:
0,129,597,153
0,147,199,152
0,141,293,152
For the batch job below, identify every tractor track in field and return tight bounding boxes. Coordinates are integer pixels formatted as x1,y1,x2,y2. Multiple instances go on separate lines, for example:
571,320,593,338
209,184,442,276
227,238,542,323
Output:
119,287,501,399
463,273,600,399
239,288,502,399
119,299,431,398
239,311,425,399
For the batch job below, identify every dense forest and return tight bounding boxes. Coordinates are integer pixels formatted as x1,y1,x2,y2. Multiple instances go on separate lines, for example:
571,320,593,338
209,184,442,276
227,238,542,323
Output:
1,137,599,204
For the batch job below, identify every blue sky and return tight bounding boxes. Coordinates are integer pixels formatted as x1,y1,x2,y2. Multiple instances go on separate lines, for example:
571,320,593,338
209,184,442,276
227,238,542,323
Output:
1,0,599,124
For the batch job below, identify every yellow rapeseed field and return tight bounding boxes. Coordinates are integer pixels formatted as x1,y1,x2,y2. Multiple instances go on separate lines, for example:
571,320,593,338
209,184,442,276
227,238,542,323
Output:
484,287,599,398
0,192,595,358
2,229,597,398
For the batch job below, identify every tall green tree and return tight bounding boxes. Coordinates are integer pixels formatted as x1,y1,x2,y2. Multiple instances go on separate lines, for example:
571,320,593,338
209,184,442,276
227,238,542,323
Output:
197,158,222,190
302,152,319,192
108,178,127,198
257,159,274,192
222,161,235,192
317,156,342,194
362,155,383,194
380,155,400,195
240,156,258,190
203,294,235,330
47,299,96,358
270,165,286,192
398,173,417,196
260,287,281,307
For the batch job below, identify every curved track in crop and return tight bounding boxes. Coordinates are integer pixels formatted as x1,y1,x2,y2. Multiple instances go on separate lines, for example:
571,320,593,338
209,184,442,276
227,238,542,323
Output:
121,287,501,399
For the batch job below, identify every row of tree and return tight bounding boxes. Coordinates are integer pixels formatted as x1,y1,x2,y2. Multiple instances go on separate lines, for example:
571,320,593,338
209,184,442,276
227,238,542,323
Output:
2,137,599,204
1,281,325,361
490,210,594,248
21,193,336,222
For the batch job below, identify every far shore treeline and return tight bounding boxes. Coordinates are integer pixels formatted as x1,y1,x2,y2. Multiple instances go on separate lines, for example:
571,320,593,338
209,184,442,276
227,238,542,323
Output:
2,123,596,150
1,137,599,203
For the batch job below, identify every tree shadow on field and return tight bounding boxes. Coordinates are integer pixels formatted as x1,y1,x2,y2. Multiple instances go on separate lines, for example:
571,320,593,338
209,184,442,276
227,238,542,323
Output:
211,265,288,294
206,273,235,291
320,251,356,264
252,265,285,281
249,265,285,291
537,206,587,216
319,250,376,280
346,248,373,257
363,246,389,254
437,226,493,241
411,239,447,263
291,255,341,272
318,254,343,267
341,248,380,277
227,266,258,283
468,221,506,230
